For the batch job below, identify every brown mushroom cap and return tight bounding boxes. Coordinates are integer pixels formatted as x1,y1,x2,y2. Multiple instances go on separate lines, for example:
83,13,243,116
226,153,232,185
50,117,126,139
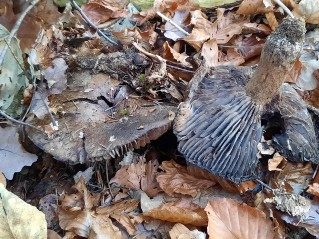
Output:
26,71,176,164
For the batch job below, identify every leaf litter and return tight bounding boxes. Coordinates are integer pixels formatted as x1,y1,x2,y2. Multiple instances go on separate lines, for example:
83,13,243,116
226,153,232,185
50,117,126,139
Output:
1,0,319,238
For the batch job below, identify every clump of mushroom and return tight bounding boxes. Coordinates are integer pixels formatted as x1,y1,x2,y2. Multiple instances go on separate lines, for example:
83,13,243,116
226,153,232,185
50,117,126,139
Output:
174,17,318,183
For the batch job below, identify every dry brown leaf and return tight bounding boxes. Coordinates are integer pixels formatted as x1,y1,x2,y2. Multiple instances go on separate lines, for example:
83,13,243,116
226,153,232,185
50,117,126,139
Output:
307,183,319,197
219,48,246,66
268,153,287,171
163,41,191,66
47,229,62,239
0,172,6,187
183,10,216,51
234,35,264,61
110,214,137,235
206,198,277,239
270,162,313,194
201,39,219,67
237,0,274,15
169,223,206,239
215,24,242,44
242,22,271,35
110,158,161,197
143,200,208,226
81,0,128,24
58,177,137,238
265,12,278,30
156,160,215,197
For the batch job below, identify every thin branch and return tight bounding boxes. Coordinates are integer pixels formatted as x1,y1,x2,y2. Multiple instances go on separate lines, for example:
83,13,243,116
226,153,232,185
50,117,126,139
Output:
0,110,43,132
70,0,121,48
157,11,190,36
273,0,294,18
254,178,275,192
0,0,42,67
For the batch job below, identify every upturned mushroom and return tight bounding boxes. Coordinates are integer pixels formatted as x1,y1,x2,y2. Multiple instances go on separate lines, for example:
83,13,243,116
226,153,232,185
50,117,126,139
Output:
174,17,318,183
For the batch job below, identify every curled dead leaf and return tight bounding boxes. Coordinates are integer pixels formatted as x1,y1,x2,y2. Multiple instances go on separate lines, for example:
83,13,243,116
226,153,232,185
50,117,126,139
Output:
143,200,208,226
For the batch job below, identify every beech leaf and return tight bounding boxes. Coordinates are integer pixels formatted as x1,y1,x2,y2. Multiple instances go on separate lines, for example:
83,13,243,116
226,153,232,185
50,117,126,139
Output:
205,198,277,239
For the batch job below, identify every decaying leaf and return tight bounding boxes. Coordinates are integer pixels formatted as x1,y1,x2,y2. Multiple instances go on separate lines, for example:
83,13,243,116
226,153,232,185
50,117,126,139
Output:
0,25,28,116
201,39,218,67
169,223,206,239
307,183,319,197
0,127,38,180
237,0,274,15
270,162,313,195
268,153,287,171
58,177,138,238
110,157,161,197
143,199,208,226
156,160,216,197
81,0,128,24
0,183,47,239
206,198,277,239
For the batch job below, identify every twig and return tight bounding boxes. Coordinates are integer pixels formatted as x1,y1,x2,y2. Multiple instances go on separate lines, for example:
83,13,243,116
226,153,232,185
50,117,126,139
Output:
70,0,121,48
0,0,42,67
157,11,190,36
273,0,294,18
254,178,275,192
0,110,43,132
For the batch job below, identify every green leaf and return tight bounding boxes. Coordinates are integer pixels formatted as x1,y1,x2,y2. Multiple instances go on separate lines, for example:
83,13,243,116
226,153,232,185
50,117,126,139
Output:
0,25,28,117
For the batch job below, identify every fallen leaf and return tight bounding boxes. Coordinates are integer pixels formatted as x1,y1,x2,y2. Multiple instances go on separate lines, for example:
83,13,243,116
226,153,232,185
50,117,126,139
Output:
201,39,218,67
163,41,191,67
110,158,161,197
294,0,319,24
0,25,28,116
47,229,62,239
0,183,47,238
143,200,208,226
270,162,313,194
0,127,38,180
307,183,319,197
237,0,274,15
81,0,128,24
206,198,277,239
0,172,6,187
268,153,287,171
156,160,215,197
169,223,206,239
59,177,137,238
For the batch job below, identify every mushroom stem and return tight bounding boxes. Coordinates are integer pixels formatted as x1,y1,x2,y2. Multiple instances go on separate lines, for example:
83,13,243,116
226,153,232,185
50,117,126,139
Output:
245,18,305,105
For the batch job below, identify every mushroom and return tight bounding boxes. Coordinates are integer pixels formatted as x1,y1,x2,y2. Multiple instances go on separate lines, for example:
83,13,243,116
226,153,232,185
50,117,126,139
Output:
26,70,176,164
174,18,318,183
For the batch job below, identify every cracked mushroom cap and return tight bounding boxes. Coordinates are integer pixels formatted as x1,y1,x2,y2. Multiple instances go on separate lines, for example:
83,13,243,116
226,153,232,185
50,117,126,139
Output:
26,71,176,164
